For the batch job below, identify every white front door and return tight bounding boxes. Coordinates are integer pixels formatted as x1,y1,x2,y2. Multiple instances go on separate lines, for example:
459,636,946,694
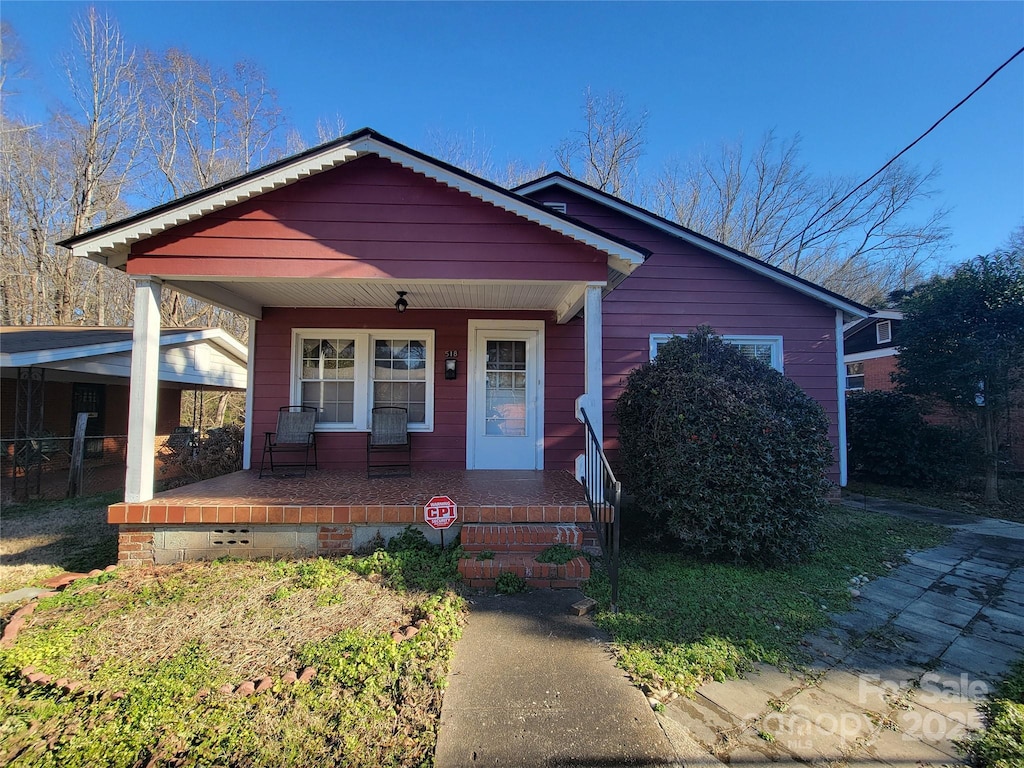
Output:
467,321,544,469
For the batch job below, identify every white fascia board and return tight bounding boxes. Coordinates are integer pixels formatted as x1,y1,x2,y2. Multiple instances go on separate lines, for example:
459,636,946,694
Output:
349,138,645,275
843,309,902,333
67,145,361,267
518,177,869,318
844,348,899,363
1,340,133,367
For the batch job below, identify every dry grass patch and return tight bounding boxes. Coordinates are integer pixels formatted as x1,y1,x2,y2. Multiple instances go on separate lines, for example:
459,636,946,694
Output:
0,492,119,594
0,543,466,767
15,560,420,682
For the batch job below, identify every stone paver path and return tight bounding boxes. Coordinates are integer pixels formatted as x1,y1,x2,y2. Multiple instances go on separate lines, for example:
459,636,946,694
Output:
659,499,1024,767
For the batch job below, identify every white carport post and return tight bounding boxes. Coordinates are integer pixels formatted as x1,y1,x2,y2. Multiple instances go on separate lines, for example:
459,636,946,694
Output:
125,276,162,503
575,284,604,478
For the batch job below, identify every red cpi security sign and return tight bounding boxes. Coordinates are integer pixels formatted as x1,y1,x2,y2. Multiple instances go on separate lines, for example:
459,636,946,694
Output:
424,495,458,530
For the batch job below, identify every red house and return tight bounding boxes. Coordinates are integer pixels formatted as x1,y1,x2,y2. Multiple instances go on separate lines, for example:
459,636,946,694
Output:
61,129,869,579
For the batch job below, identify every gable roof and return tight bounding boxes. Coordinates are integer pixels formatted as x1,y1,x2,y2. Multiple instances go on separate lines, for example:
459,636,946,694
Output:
842,309,903,335
515,172,872,318
0,326,247,389
59,128,648,278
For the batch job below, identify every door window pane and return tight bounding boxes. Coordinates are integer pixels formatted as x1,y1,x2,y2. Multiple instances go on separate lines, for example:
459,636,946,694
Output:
485,340,527,436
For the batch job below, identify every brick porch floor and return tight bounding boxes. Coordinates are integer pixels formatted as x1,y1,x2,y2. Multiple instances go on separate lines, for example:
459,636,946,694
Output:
108,469,593,526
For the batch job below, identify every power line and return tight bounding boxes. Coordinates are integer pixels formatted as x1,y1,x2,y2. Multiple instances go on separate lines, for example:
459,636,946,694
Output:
775,45,1024,259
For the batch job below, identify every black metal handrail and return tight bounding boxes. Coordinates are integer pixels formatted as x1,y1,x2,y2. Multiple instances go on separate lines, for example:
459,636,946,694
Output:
578,406,621,613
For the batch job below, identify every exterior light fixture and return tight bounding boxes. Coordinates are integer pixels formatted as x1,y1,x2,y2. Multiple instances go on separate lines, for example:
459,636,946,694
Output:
445,354,457,380
395,291,408,313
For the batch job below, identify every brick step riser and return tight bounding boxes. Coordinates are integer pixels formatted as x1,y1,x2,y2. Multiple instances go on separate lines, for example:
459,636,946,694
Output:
464,577,586,590
457,554,591,591
460,524,584,553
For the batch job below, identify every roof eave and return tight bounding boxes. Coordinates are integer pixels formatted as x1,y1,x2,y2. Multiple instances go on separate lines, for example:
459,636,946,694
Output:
516,174,872,318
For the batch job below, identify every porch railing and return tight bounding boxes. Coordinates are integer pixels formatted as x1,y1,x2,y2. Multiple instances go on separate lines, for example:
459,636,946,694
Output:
578,407,621,613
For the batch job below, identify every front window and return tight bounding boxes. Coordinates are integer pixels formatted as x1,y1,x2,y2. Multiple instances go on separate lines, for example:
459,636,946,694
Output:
292,330,434,431
650,333,784,372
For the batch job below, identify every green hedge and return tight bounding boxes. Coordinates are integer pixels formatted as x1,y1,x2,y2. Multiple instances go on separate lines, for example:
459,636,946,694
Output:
846,390,980,488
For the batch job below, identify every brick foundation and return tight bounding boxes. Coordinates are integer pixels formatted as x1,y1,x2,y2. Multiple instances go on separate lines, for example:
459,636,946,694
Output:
117,526,155,567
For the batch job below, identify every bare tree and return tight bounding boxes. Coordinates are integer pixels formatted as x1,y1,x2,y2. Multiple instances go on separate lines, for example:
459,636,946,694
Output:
652,131,949,304
556,88,648,200
427,127,547,188
136,49,285,199
0,9,137,327
57,7,139,323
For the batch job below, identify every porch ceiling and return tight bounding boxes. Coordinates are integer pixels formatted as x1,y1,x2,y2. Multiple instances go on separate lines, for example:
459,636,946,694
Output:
165,277,602,323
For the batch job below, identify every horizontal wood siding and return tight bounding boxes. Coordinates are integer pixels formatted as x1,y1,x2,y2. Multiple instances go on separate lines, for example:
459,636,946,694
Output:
127,155,606,283
531,189,842,482
253,308,583,472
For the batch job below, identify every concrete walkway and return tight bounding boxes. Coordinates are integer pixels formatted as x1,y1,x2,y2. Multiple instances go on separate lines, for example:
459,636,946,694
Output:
434,589,687,767
658,496,1024,767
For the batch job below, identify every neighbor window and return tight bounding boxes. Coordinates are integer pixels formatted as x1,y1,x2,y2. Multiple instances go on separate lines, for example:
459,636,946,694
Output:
649,333,784,372
846,361,865,391
292,330,434,430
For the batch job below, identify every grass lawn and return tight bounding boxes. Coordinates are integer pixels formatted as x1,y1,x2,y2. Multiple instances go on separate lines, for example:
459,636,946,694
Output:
0,492,121,594
0,533,465,767
846,477,1024,524
583,505,949,697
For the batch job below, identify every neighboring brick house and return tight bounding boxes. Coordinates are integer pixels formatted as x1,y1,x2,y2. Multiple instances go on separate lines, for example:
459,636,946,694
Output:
844,311,1022,469
842,311,902,393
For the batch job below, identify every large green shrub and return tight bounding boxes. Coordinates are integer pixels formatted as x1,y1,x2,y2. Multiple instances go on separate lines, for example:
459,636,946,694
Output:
614,327,833,565
846,391,980,488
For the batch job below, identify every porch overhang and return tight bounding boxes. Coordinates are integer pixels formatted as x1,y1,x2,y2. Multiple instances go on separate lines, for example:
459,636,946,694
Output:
135,276,613,325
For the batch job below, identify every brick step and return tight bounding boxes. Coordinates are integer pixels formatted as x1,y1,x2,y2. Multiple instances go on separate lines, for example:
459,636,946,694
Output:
460,524,584,553
458,553,590,590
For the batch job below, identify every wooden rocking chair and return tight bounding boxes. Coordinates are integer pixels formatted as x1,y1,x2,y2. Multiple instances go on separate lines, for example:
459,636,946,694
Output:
259,406,318,478
367,406,411,478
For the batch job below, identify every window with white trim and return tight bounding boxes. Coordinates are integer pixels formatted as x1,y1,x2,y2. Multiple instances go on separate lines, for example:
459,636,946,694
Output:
293,330,434,431
649,333,784,372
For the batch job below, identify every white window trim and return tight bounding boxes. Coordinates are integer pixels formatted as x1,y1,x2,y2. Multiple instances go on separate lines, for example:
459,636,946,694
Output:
291,328,435,432
876,319,892,344
649,333,785,373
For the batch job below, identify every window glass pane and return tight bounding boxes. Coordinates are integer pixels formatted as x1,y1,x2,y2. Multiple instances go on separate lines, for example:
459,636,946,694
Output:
301,380,353,424
371,337,428,424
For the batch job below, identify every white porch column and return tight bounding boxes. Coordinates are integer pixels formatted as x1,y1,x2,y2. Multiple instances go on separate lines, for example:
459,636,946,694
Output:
575,284,604,479
242,317,256,470
125,277,162,503
583,284,604,446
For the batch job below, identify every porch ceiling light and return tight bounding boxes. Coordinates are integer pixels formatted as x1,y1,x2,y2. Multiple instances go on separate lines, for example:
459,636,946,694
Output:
395,291,408,313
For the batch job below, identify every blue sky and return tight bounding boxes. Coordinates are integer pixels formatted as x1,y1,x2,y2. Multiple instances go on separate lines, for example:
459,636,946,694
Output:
4,1,1023,265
